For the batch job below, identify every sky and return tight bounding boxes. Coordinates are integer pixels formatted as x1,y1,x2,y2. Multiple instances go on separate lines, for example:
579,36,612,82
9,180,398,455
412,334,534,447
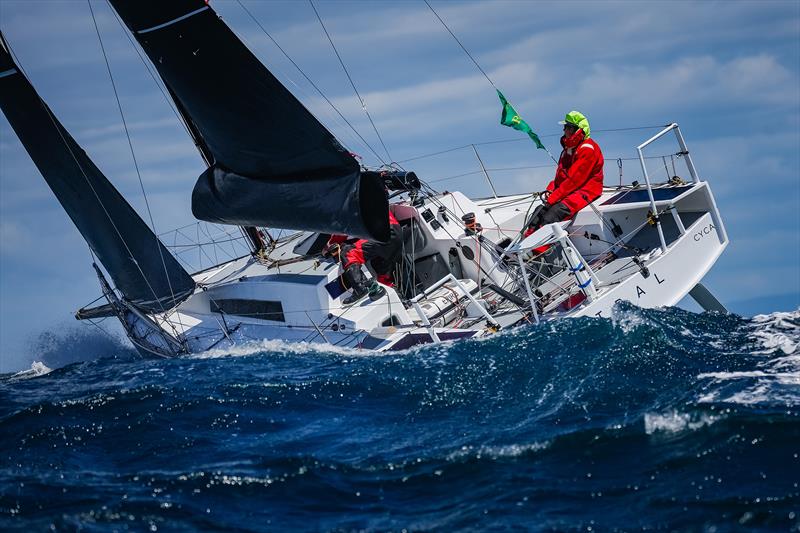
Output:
0,0,798,372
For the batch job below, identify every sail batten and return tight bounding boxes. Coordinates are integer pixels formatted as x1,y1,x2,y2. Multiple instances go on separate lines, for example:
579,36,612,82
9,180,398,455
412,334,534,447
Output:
0,33,195,312
137,6,210,34
109,0,389,240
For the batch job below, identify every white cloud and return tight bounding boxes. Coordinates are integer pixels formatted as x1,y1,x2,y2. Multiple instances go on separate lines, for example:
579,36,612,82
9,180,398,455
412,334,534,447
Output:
576,54,797,113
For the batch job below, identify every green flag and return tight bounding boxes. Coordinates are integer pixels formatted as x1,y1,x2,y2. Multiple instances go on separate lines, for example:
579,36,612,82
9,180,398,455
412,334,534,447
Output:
497,90,545,150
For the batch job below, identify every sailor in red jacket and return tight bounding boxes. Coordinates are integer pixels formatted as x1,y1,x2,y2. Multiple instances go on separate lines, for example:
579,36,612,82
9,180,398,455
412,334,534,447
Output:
524,110,604,235
326,210,403,305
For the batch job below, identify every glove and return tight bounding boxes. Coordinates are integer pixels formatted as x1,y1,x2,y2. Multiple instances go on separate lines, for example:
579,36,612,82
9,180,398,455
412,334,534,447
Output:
322,242,341,259
525,204,546,231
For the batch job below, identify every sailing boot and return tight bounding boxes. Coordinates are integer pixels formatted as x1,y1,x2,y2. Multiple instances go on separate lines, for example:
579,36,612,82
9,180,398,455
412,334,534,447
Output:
367,280,386,301
342,264,369,305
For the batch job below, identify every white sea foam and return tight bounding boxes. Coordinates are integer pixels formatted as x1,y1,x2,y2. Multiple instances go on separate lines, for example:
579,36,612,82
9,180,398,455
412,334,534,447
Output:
10,361,53,380
447,441,550,461
749,311,799,355
697,370,800,382
696,309,800,406
644,410,718,434
609,305,651,334
190,338,369,360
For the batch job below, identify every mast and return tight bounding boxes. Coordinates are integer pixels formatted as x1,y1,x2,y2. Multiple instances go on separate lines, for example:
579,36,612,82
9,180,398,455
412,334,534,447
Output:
166,84,213,168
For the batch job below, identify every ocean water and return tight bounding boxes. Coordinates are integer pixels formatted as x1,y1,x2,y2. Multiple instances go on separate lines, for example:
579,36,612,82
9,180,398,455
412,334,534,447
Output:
1,304,798,532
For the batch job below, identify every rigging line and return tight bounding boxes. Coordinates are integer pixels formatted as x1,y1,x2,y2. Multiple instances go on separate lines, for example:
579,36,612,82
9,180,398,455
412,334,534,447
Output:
85,316,118,342
399,126,674,164
429,164,554,184
398,143,474,164
105,0,196,151
423,0,560,166
235,0,386,166
166,236,246,248
416,184,502,285
309,0,393,163
4,28,173,320
596,124,671,132
423,0,495,89
88,0,183,314
427,152,682,184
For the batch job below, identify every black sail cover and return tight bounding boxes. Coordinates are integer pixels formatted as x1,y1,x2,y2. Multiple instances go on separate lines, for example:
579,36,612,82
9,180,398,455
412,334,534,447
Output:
0,35,195,312
109,0,389,241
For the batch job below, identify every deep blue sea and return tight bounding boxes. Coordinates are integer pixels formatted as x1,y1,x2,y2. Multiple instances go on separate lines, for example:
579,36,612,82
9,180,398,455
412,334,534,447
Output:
1,304,798,532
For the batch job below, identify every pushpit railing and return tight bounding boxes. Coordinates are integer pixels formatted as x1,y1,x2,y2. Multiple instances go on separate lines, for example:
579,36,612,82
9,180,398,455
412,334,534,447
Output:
636,123,727,250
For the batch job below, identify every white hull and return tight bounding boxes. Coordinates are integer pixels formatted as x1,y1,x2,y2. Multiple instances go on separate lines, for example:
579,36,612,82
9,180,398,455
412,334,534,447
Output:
83,126,729,356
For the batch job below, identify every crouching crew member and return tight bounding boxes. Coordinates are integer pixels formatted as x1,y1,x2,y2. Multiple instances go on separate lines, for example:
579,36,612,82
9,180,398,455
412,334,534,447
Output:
327,210,404,305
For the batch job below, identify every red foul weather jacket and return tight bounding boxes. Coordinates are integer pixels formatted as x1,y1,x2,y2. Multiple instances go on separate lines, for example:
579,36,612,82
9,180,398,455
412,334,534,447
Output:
546,135,604,214
343,210,399,267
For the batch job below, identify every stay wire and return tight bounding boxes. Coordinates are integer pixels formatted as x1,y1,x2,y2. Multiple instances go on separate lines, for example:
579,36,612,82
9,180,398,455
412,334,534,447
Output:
427,151,685,184
105,0,197,154
235,0,385,167
423,0,495,90
309,0,393,163
88,0,185,335
398,125,670,164
4,27,172,321
423,0,559,164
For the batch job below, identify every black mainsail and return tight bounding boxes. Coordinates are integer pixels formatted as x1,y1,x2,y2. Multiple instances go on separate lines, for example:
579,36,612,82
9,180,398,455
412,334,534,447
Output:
109,0,390,241
0,33,195,313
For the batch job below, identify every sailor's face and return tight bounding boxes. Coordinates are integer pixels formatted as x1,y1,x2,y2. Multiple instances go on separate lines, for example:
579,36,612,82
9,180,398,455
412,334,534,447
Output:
563,125,578,137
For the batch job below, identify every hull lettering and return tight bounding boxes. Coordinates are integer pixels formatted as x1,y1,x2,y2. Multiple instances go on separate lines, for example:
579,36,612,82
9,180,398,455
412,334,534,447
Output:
693,223,716,242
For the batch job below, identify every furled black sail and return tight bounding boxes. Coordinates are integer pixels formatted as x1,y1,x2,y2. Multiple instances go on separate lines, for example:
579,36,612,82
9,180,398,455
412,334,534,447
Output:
109,0,389,241
0,34,195,312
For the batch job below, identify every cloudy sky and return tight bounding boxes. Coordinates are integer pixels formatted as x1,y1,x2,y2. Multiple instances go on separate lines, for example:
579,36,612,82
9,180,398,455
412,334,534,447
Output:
1,0,798,372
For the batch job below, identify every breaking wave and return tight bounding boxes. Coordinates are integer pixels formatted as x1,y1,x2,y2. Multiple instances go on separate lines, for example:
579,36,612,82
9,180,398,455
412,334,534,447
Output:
1,305,798,531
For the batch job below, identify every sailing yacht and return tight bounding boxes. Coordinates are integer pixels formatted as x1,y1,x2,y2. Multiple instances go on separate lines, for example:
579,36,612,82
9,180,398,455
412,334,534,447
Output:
0,1,729,356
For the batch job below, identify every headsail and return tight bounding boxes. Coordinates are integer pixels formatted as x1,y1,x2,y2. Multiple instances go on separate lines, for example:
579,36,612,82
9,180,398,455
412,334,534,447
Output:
109,0,389,241
0,33,195,312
